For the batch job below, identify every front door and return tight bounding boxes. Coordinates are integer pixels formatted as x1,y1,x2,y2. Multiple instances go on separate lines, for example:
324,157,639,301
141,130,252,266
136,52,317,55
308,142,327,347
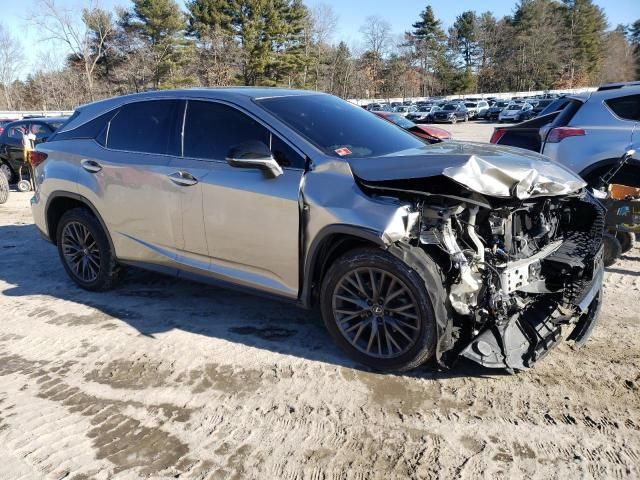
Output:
176,100,305,298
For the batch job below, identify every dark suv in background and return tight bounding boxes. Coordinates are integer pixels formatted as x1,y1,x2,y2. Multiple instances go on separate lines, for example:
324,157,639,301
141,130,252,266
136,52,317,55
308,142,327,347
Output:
0,117,67,183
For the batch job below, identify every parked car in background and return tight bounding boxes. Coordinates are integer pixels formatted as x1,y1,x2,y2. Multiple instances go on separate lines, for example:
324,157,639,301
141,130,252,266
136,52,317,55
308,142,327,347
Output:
393,105,417,116
431,103,469,123
406,105,440,123
464,101,489,119
0,118,18,135
531,99,555,117
486,101,510,121
490,82,640,188
498,103,534,123
31,87,605,373
372,111,451,141
0,117,67,183
474,101,490,119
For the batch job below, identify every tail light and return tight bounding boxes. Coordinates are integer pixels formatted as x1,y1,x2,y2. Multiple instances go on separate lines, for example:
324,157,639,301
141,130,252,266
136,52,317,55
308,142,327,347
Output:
490,128,506,144
30,151,48,167
546,127,585,143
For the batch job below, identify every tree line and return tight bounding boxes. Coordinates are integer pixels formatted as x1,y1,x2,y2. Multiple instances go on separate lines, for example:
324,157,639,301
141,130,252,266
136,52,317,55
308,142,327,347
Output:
0,0,639,111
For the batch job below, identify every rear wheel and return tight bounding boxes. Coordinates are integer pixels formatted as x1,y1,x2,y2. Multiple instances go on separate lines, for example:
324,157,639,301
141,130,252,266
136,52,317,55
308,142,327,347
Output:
602,233,622,267
0,163,12,184
56,208,122,291
320,248,437,372
0,171,8,204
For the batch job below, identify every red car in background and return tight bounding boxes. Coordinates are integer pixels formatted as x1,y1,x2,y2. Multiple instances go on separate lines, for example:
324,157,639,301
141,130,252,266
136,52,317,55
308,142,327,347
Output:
372,111,451,142
0,119,18,135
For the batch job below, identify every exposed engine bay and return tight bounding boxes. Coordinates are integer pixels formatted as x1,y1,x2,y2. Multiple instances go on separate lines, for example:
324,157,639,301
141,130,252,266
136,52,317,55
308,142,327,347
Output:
359,177,605,372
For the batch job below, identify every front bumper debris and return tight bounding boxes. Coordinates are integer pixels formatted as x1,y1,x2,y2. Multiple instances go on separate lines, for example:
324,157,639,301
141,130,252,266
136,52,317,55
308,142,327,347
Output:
460,247,605,371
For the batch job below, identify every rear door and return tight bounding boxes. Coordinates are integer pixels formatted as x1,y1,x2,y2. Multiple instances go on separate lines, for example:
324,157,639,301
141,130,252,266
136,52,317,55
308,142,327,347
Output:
75,99,186,268
175,99,306,297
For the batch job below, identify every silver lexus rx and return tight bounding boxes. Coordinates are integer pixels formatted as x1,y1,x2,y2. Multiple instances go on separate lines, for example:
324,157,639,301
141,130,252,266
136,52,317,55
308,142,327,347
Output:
30,88,605,372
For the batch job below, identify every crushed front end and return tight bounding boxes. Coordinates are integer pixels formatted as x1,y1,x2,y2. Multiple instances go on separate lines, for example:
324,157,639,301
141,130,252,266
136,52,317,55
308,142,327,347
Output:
422,191,606,371
359,179,605,371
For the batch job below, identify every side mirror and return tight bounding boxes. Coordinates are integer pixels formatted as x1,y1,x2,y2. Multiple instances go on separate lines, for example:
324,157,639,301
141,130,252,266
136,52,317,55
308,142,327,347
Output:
226,140,283,178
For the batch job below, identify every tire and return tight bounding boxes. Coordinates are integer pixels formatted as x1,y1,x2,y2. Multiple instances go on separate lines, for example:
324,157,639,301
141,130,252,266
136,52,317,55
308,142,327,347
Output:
616,231,636,254
602,233,622,267
0,163,12,184
17,180,31,192
56,208,122,291
464,114,469,122
0,171,8,204
320,248,438,372
451,117,457,124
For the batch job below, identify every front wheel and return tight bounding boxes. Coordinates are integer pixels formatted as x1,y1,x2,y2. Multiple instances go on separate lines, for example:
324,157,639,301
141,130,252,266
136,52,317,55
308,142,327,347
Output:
320,248,437,372
56,208,122,291
451,117,457,124
0,163,12,184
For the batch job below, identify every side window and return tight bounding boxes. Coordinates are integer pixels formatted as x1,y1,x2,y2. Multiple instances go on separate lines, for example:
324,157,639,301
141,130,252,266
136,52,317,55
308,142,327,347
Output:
183,100,305,168
107,100,181,155
7,124,26,140
31,124,52,140
270,135,305,168
605,94,640,121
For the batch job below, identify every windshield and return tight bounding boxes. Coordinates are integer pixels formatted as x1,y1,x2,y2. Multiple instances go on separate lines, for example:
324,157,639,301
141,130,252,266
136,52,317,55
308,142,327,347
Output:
442,104,456,111
464,103,477,108
496,102,509,107
506,105,521,111
257,95,426,158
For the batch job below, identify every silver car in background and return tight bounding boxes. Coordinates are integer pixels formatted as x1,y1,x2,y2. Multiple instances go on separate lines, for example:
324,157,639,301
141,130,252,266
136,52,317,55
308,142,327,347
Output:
493,82,640,187
30,88,605,373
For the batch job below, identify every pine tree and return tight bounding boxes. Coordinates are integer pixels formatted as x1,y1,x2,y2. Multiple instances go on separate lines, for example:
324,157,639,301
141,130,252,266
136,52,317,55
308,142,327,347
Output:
123,0,190,88
561,0,607,85
408,5,448,96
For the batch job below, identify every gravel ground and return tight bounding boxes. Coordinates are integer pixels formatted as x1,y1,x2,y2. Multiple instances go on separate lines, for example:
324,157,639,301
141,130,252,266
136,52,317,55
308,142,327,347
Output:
1,122,639,479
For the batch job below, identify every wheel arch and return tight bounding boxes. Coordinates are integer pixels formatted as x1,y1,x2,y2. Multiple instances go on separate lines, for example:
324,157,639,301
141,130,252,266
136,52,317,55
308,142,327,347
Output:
579,157,640,188
300,225,385,308
45,191,115,253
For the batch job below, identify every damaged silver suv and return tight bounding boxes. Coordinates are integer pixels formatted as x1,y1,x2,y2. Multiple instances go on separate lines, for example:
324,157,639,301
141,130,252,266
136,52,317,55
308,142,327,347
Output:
31,89,605,372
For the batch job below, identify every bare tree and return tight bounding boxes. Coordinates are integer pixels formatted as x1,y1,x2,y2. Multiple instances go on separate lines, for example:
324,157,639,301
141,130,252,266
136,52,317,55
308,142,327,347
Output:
0,24,22,109
30,0,113,100
310,3,338,90
359,15,391,96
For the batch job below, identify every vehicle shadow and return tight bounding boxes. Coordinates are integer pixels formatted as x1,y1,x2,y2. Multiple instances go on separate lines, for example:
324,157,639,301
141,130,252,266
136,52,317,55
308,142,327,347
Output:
0,223,502,380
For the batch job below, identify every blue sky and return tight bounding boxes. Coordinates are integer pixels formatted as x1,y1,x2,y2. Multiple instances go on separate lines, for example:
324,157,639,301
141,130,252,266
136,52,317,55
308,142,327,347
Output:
3,0,639,78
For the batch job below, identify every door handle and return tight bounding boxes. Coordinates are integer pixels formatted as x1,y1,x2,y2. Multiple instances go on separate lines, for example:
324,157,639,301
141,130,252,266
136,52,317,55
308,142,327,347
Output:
168,170,198,186
81,159,102,173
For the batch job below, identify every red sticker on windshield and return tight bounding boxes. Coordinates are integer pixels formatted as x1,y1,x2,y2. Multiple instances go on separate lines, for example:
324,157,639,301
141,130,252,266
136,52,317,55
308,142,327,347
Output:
335,147,352,156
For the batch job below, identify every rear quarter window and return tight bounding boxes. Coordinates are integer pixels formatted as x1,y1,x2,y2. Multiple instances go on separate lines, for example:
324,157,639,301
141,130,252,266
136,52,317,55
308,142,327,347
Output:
605,94,640,121
107,100,181,155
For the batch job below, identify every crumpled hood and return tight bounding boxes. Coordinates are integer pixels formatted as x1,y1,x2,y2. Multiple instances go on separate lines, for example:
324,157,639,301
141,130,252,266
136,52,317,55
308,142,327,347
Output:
348,141,586,200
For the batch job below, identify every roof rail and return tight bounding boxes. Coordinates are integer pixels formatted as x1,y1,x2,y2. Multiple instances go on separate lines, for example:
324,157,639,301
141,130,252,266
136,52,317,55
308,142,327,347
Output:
597,81,640,91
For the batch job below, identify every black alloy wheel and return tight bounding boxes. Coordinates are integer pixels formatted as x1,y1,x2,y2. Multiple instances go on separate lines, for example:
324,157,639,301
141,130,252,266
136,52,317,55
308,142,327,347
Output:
320,248,438,372
56,208,122,291
331,267,421,359
61,221,101,283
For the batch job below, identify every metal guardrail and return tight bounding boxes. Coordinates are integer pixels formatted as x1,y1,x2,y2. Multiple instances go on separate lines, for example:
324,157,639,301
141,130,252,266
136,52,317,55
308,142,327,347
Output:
348,87,597,106
0,111,74,119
